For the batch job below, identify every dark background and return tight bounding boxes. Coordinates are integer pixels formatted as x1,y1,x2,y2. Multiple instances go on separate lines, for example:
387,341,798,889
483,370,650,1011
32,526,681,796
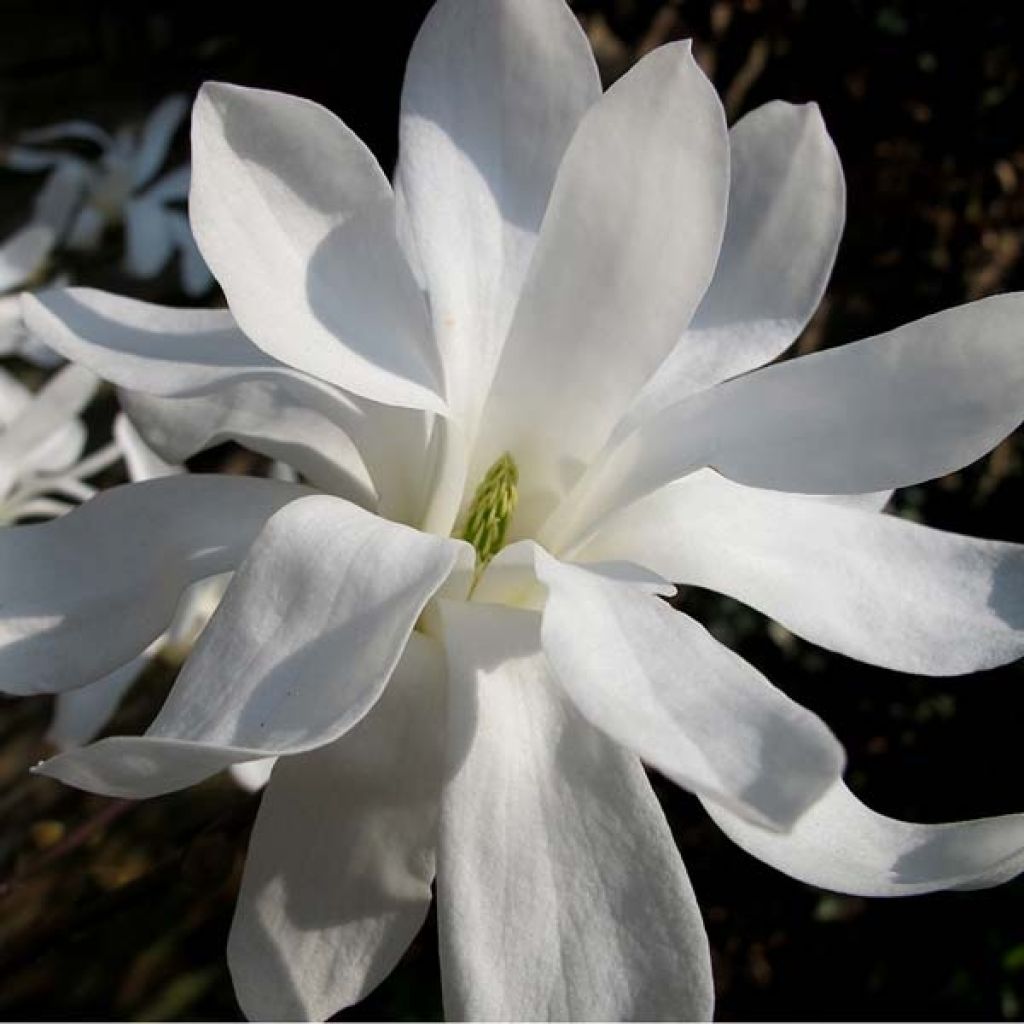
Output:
0,1,1022,1019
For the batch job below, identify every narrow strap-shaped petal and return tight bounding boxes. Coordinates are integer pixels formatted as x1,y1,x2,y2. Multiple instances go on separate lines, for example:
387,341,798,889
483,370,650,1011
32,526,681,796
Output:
17,119,112,150
395,0,600,429
122,198,174,279
228,633,444,1022
548,293,1024,549
129,94,189,189
23,289,428,517
48,651,154,748
479,42,729,528
619,100,844,433
36,496,471,795
703,780,1024,897
532,547,845,830
0,475,305,695
439,601,713,1022
0,222,57,292
577,471,1024,675
118,387,375,507
190,83,445,413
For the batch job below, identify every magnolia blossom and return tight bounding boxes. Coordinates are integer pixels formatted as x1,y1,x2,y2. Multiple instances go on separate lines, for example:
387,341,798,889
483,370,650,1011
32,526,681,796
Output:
1,95,211,296
8,0,1024,1019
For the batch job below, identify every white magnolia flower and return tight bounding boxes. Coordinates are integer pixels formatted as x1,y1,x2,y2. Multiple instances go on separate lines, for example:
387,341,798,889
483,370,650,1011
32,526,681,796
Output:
8,0,1024,1019
2,96,212,296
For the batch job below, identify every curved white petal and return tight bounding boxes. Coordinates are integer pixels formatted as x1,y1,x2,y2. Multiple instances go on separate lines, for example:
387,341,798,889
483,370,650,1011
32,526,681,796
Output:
0,364,95,494
23,288,429,517
396,0,600,427
0,475,304,695
577,471,1024,675
551,293,1024,548
620,100,844,432
480,42,729,528
533,548,845,830
130,94,189,188
439,602,713,1022
36,496,470,796
0,222,56,291
118,387,375,507
122,198,174,278
229,633,444,1021
228,757,275,792
190,82,444,412
48,650,153,748
704,780,1024,897
18,120,112,149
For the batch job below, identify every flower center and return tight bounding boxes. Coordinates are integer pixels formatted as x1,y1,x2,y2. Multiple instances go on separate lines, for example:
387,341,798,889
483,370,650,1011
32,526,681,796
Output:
459,452,518,567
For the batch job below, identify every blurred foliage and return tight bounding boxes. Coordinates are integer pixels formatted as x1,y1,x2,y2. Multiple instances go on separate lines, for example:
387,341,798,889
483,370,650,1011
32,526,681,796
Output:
0,0,1022,1020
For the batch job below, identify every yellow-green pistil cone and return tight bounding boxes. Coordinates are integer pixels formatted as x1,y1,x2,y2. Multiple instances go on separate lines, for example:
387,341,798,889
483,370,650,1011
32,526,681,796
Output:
460,452,519,568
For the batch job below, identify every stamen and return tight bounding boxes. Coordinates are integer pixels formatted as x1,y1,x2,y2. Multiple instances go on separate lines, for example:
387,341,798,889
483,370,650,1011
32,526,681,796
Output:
460,452,519,567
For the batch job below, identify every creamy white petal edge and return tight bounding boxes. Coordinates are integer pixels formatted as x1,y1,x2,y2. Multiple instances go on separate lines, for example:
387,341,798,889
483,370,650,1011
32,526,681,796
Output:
704,781,1024,897
190,83,445,413
577,470,1024,675
438,602,713,1022
229,632,443,1022
0,475,304,695
620,99,844,432
395,0,600,429
524,545,845,830
35,495,471,796
549,293,1024,548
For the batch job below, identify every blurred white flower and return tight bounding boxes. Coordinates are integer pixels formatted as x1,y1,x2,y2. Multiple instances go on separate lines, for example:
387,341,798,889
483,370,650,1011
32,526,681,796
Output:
2,96,212,296
0,362,112,523
8,0,1024,1020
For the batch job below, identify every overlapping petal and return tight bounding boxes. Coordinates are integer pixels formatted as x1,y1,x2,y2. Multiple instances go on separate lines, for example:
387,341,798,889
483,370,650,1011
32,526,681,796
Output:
549,293,1024,548
0,475,304,694
229,633,444,1021
532,549,845,829
36,495,470,796
704,781,1024,897
438,602,713,1021
620,100,844,433
190,83,445,412
396,0,601,428
577,471,1024,674
480,41,729,528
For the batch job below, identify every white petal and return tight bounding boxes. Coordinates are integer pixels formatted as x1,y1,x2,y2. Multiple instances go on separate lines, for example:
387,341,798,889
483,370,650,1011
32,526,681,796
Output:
24,288,426,515
130,94,189,188
18,120,112,149
480,42,729,527
229,633,444,1021
0,475,304,695
64,204,105,251
36,496,469,796
704,780,1024,897
113,412,178,480
577,471,1024,675
163,209,213,296
533,548,845,829
551,293,1024,548
438,601,713,1021
228,758,275,792
620,101,844,431
190,83,444,412
117,385,374,507
0,222,56,291
122,199,174,278
0,364,95,491
395,0,600,426
48,651,153,749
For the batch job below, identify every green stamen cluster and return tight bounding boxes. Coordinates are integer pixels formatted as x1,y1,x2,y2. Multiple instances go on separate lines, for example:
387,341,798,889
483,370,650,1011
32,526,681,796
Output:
460,452,519,567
